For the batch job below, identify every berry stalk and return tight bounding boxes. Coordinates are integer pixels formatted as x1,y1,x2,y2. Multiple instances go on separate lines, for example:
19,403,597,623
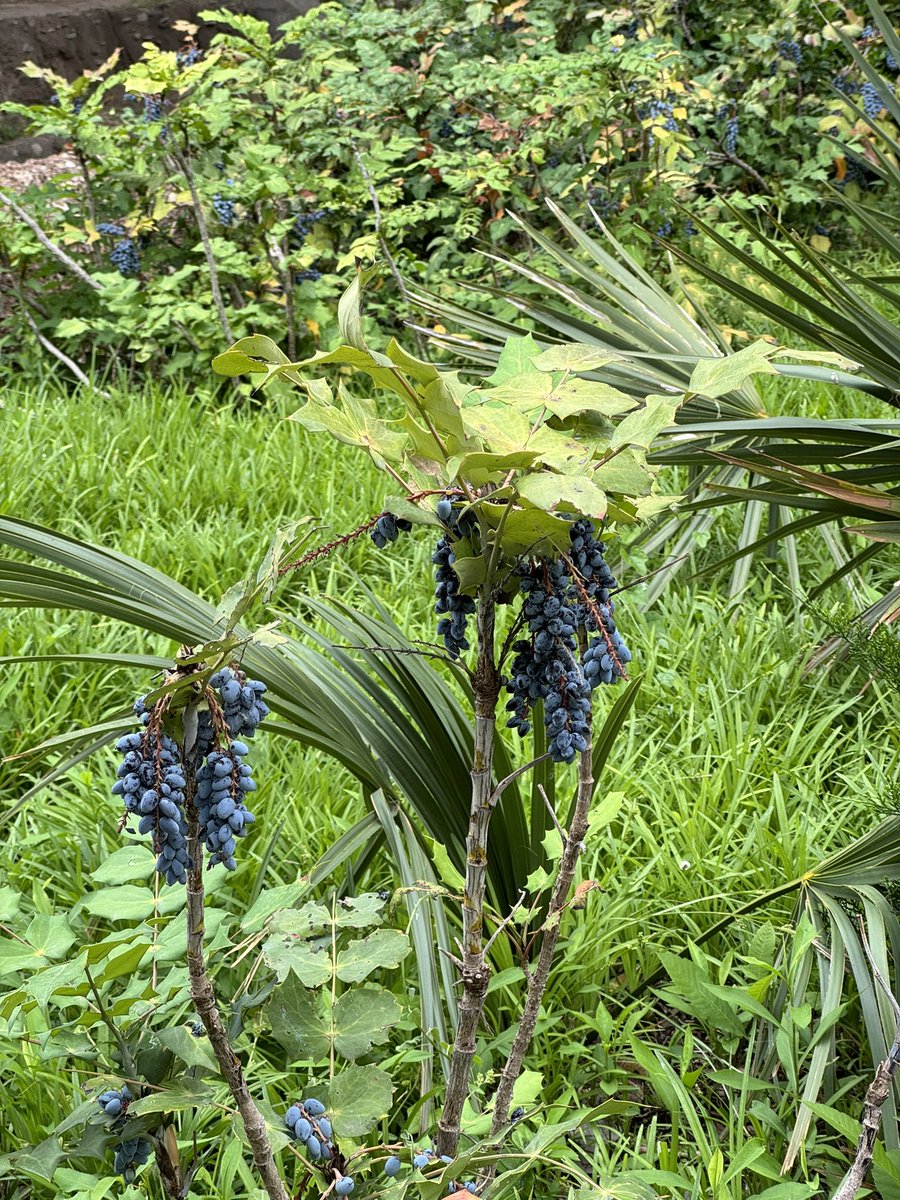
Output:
437,592,502,1157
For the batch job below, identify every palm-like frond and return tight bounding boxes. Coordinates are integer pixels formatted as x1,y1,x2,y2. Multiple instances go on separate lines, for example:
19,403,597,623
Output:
0,516,541,911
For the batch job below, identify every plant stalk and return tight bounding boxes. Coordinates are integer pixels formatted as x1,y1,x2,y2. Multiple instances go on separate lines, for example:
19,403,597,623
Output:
437,594,501,1157
168,147,234,344
184,765,288,1200
490,736,594,1133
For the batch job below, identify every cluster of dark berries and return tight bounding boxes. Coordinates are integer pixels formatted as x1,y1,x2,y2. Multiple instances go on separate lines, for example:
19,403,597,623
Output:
776,40,803,66
887,51,897,72
431,495,478,659
833,74,860,97
213,190,237,226
655,218,673,238
724,113,739,154
643,98,679,134
505,519,631,762
284,1099,354,1192
195,741,256,871
861,81,885,119
370,511,412,549
207,666,270,739
587,187,619,220
292,209,328,244
113,712,191,885
295,266,323,282
96,222,124,236
97,1086,152,1182
144,95,163,122
109,238,140,277
177,45,202,67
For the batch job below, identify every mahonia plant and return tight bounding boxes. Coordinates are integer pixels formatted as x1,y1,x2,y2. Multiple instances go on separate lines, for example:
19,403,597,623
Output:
213,268,683,1155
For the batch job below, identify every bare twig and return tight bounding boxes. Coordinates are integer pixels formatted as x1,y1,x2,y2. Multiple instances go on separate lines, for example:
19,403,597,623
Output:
351,142,427,359
830,919,900,1200
437,594,502,1157
166,147,233,343
484,890,527,954
486,753,551,809
490,734,595,1134
0,189,102,291
181,702,288,1200
22,307,110,397
537,782,566,845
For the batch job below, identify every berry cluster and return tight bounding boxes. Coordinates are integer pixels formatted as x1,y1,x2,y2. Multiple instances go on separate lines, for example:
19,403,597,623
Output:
644,98,679,134
295,266,323,282
724,115,739,154
861,81,885,119
96,222,124,236
292,209,328,244
284,1098,354,1192
113,715,191,885
777,40,803,67
177,45,202,68
115,1138,153,1182
144,95,163,122
370,512,412,549
109,238,140,277
505,519,631,762
195,741,256,870
97,1086,152,1182
887,51,897,73
208,666,270,738
213,191,237,226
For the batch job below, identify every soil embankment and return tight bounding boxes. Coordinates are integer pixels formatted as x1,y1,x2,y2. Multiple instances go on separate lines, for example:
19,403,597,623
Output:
0,0,316,159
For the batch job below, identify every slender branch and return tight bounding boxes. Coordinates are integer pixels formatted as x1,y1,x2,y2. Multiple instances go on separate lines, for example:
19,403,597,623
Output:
437,593,501,1157
490,735,595,1133
167,147,233,343
21,306,110,397
84,963,137,1079
486,753,551,809
183,714,288,1200
351,142,427,360
537,782,566,846
0,189,102,291
830,920,900,1200
484,890,527,953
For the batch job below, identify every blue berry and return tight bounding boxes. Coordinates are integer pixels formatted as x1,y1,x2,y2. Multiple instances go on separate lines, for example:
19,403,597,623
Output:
370,511,412,549
335,1180,355,1195
114,718,190,885
213,195,237,226
304,1098,326,1117
109,237,140,276
861,81,885,119
432,534,475,658
413,1152,431,1169
113,1136,152,1183
96,222,124,236
385,1156,402,1176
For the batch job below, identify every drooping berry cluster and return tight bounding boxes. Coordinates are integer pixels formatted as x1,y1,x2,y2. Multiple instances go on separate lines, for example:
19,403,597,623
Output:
144,95,163,122
97,1086,152,1182
370,512,412,549
96,222,124,236
504,518,631,762
114,1138,153,1182
213,193,237,226
861,81,885,119
195,741,256,870
176,45,202,68
284,1098,354,1192
295,266,323,282
431,495,478,658
208,666,270,738
109,238,141,277
113,711,191,886
777,40,803,67
292,208,328,244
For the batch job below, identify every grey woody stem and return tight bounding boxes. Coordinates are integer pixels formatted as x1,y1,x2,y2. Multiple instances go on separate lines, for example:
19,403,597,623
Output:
168,148,234,344
490,738,594,1133
0,189,102,291
183,738,288,1200
436,594,501,1158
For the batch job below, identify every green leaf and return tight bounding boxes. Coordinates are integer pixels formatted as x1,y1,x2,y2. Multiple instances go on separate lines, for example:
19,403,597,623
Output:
333,894,387,928
424,837,466,891
79,885,157,922
0,886,20,921
485,334,541,385
609,397,680,450
593,449,653,496
546,378,637,420
268,976,330,1060
241,882,308,933
532,343,622,372
336,929,411,983
463,404,533,452
90,845,155,884
128,1075,212,1116
155,1026,220,1072
517,473,607,520
333,986,402,1058
500,507,573,555
327,1065,393,1136
262,933,331,987
688,341,779,399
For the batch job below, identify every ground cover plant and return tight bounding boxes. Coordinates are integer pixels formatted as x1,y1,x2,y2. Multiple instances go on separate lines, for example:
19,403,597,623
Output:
1,1,898,381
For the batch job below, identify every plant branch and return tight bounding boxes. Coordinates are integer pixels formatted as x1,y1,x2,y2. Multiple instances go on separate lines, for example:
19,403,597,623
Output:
437,592,501,1157
84,963,136,1078
21,306,110,397
167,147,233,343
182,710,288,1200
489,735,594,1133
0,189,102,291
830,920,900,1200
486,753,551,808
